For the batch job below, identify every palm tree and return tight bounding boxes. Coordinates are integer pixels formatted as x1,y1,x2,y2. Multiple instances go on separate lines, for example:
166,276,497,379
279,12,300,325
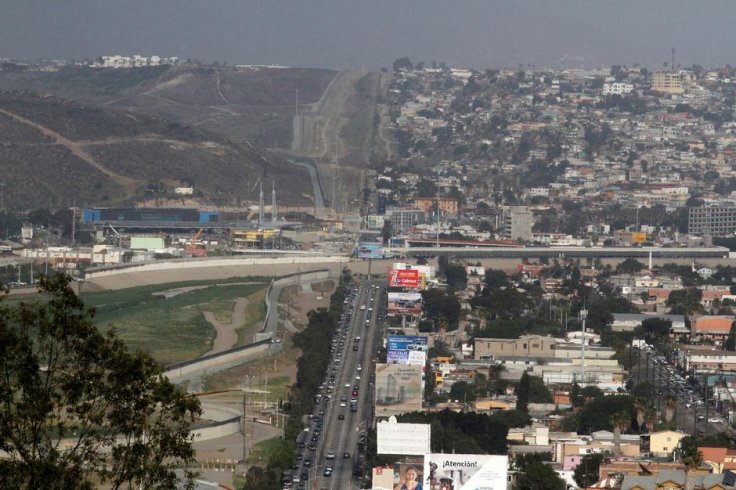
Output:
645,407,659,432
665,395,677,424
634,399,647,431
610,410,631,458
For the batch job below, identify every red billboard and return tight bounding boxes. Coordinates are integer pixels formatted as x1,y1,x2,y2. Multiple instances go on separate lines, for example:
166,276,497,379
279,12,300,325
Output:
389,268,420,288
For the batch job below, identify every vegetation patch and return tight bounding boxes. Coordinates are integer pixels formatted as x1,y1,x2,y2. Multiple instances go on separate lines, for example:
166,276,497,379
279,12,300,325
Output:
84,277,269,365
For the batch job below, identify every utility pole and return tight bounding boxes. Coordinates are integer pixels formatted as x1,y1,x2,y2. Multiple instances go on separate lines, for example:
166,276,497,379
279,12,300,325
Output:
580,308,587,385
242,390,248,470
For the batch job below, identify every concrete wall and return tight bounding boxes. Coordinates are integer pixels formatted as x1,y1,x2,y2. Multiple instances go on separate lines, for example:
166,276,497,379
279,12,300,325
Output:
191,404,242,442
164,341,271,381
86,255,348,279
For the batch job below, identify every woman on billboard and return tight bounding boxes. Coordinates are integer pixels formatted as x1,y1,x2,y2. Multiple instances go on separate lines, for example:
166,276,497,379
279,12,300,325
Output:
395,465,423,490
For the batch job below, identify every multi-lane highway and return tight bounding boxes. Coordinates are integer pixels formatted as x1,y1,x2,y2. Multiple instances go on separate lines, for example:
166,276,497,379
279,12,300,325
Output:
633,347,731,437
291,277,385,490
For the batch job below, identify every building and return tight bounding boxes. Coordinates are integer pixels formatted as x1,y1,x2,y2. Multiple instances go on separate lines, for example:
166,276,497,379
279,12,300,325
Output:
474,335,557,360
700,447,736,473
385,208,426,233
652,71,685,94
413,197,459,218
602,82,634,95
611,313,687,333
621,470,734,490
679,347,736,374
689,206,736,236
692,316,735,347
643,430,688,457
82,208,220,226
503,206,534,241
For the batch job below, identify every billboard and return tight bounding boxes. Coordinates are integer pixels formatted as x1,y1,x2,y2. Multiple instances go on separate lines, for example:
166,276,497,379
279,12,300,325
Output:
375,364,423,416
423,454,508,490
387,335,428,364
387,292,423,315
372,462,425,490
358,242,384,259
632,232,647,244
465,265,485,276
389,268,421,288
377,421,431,455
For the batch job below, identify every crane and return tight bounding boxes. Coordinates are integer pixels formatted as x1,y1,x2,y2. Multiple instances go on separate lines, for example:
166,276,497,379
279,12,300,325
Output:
186,228,207,257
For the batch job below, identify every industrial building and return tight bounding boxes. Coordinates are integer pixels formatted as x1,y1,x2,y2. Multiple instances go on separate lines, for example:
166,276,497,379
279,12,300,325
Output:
689,205,736,236
81,208,220,229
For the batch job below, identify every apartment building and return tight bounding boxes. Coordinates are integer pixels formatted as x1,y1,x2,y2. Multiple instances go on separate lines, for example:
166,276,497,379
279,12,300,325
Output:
503,206,534,241
652,71,685,94
689,205,736,236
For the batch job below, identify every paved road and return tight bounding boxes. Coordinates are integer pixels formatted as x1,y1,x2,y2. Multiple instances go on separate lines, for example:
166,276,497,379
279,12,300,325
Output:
292,277,385,490
632,348,731,437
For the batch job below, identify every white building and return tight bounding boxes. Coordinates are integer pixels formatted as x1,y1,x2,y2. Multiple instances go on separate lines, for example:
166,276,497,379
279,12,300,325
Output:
602,82,634,96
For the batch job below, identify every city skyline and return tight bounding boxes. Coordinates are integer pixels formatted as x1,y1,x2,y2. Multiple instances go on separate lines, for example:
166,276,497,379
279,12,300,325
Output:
2,1,736,70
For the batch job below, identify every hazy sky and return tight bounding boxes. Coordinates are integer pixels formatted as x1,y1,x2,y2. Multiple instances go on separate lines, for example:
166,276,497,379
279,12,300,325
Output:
2,1,736,70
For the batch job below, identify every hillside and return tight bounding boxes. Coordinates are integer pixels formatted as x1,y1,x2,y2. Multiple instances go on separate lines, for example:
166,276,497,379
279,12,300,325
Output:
0,65,337,149
0,92,311,210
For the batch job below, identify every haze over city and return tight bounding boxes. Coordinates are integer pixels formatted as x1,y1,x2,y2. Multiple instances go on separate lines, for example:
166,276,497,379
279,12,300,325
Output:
8,2,736,490
3,1,736,69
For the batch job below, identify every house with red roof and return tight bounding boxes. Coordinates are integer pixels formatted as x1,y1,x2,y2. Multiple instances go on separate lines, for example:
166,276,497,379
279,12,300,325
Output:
692,316,735,347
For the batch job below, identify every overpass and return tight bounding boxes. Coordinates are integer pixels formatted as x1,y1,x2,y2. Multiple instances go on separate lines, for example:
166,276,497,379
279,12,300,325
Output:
382,245,730,260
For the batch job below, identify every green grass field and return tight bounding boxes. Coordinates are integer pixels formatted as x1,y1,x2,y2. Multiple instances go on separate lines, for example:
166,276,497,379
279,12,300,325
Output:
247,436,283,465
83,277,269,365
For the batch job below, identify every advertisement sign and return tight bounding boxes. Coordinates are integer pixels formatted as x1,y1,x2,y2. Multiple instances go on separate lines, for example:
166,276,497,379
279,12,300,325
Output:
372,462,425,490
632,232,647,244
407,350,427,366
358,242,384,259
389,268,421,288
377,421,431,455
387,292,423,315
423,454,508,490
375,364,423,416
465,265,485,276
387,335,428,364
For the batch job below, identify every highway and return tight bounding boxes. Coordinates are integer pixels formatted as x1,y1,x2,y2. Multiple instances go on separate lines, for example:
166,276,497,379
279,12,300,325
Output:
293,276,385,490
632,348,731,437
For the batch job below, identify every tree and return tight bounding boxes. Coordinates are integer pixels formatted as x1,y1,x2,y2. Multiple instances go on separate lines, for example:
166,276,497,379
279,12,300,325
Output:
0,275,201,489
514,454,565,490
573,453,605,488
450,381,476,404
611,410,631,457
667,288,703,315
725,323,736,351
637,318,672,345
392,57,413,72
516,373,551,412
444,264,468,292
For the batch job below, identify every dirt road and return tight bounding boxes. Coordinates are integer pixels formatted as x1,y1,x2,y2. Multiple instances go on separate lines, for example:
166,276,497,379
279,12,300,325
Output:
202,297,248,356
0,107,139,196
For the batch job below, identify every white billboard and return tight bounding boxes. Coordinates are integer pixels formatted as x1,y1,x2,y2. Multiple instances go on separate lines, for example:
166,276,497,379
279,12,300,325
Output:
423,454,508,490
375,364,423,416
377,421,431,456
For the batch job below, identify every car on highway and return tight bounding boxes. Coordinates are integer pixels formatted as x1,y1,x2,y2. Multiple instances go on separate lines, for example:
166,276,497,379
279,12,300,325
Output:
355,374,361,380
338,414,345,420
326,452,335,460
307,444,316,451
353,345,359,351
302,458,311,467
323,467,333,477
709,417,724,424
340,401,347,407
